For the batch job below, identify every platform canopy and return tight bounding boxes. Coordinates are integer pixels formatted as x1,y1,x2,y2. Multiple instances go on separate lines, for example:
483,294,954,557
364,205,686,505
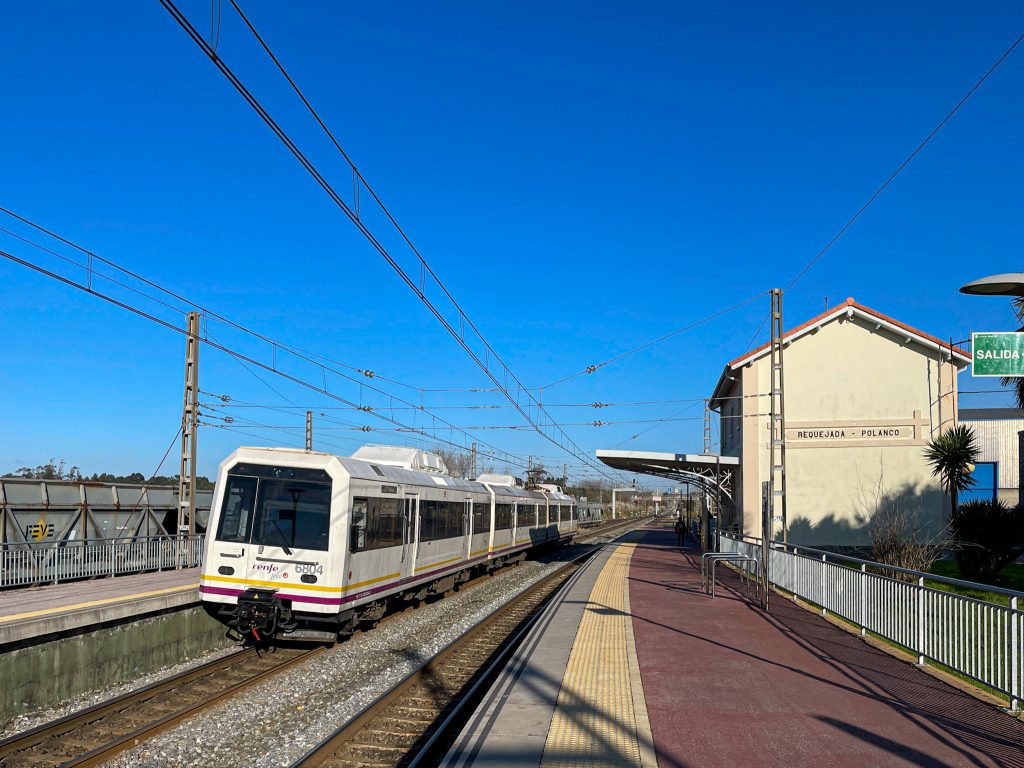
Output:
595,449,738,500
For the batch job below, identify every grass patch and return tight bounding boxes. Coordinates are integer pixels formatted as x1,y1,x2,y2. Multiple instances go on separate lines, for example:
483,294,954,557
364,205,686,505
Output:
926,561,1024,607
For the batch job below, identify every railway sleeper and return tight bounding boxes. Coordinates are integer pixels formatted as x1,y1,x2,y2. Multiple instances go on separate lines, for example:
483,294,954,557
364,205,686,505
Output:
355,729,421,747
375,716,431,733
390,705,437,720
347,742,410,758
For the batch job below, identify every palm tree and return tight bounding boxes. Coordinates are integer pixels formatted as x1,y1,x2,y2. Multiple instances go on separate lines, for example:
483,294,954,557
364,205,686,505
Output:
1000,296,1024,407
923,424,980,517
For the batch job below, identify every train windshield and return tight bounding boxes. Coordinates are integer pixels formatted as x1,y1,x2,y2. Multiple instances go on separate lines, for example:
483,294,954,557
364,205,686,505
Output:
216,465,332,552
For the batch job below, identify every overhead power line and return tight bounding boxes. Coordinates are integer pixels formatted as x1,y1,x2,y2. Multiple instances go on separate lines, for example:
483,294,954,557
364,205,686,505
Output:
613,400,704,448
541,290,769,390
0,215,537,470
784,29,1024,292
199,392,768,413
0,246,531,471
158,0,625,483
0,206,420,393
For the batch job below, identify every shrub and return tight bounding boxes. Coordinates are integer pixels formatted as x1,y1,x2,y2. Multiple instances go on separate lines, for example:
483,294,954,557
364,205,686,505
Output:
868,501,946,580
950,500,1024,583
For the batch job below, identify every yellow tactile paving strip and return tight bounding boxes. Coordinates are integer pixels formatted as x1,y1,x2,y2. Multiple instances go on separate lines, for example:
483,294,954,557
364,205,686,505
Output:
541,544,655,767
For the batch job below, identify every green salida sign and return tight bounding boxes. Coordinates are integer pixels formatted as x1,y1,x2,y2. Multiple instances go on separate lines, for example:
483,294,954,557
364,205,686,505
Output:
972,332,1024,377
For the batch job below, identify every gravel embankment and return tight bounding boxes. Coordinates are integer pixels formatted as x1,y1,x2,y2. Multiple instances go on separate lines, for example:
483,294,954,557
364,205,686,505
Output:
1,522,640,766
109,555,575,768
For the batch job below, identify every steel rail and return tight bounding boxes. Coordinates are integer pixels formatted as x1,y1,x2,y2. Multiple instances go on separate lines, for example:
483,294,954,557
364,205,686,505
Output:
0,519,647,768
290,554,590,767
0,646,323,768
289,524,650,768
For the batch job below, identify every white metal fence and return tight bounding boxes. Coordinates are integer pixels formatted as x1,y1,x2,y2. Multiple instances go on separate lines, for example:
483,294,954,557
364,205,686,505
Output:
0,534,205,588
719,532,1023,710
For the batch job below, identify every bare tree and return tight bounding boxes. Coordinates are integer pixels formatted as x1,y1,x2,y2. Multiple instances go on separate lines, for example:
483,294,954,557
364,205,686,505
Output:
431,446,474,479
853,467,948,578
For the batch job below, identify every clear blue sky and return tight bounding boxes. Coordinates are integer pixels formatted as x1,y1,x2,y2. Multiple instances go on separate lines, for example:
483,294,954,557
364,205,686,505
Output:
1,1,1022,485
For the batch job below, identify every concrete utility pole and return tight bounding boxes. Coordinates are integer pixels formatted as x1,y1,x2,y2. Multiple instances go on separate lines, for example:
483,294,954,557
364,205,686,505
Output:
470,442,477,479
305,411,313,451
562,463,567,490
611,487,632,519
177,311,200,538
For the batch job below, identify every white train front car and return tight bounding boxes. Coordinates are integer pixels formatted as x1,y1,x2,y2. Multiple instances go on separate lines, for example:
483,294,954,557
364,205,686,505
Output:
201,445,577,642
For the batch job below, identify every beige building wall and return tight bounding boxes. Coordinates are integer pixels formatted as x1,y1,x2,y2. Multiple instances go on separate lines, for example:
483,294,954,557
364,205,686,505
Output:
716,305,965,547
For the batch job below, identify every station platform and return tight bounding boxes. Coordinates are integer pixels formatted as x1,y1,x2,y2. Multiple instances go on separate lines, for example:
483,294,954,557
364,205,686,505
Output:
0,568,200,646
443,526,1024,768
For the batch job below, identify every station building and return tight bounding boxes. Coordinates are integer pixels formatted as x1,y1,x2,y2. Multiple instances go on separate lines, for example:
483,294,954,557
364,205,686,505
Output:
711,298,971,547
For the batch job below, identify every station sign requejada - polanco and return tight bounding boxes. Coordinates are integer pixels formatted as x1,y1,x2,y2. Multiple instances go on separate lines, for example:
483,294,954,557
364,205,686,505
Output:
972,332,1024,377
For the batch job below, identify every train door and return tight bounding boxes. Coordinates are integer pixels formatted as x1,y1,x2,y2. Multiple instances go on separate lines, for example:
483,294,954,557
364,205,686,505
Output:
464,497,472,559
402,494,418,580
511,503,519,548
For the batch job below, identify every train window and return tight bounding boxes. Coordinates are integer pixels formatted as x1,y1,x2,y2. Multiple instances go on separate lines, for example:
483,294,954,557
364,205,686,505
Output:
495,503,513,529
228,464,330,483
351,498,368,551
369,498,403,549
472,500,488,535
418,499,465,542
216,475,258,543
252,479,331,551
350,497,405,552
215,473,331,551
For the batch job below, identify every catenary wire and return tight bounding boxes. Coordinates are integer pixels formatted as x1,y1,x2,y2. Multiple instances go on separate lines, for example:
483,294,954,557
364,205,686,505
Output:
0,218,535,470
0,206,421,394
784,29,1024,292
159,0,627,484
540,290,769,390
0,246,531,470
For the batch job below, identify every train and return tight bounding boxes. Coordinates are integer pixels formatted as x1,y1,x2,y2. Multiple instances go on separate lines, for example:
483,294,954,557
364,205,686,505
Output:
200,445,577,642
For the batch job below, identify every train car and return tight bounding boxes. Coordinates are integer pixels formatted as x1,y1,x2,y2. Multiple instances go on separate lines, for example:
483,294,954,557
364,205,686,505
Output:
200,445,576,642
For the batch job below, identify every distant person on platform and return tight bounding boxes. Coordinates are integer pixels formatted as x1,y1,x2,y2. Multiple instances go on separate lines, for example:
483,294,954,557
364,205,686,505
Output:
674,518,685,547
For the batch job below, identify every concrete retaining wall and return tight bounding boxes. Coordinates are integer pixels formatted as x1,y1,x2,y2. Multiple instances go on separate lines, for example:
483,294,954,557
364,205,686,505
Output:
0,605,232,721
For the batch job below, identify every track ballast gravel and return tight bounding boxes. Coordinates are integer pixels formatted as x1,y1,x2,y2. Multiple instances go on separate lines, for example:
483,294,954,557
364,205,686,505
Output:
107,553,583,768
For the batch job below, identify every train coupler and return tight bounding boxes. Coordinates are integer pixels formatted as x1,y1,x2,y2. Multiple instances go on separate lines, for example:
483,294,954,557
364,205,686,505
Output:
230,588,297,643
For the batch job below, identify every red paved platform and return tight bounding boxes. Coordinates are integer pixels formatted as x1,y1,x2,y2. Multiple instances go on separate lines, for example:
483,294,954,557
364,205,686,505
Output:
630,526,1024,768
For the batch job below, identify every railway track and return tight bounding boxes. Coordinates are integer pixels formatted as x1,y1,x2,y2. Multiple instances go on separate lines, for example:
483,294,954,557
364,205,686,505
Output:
0,645,322,768
576,516,650,543
290,551,593,768
0,517,649,768
290,519,651,768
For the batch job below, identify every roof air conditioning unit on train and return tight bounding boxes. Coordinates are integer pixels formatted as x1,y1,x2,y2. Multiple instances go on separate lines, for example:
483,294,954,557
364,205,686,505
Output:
476,473,520,486
351,445,449,475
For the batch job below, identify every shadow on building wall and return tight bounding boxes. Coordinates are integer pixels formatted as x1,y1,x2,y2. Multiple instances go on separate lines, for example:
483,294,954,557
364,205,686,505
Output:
787,483,947,551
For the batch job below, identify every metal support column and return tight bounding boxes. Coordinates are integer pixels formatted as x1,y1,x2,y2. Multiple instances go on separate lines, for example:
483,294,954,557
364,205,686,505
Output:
769,287,789,545
762,287,788,610
703,399,712,454
305,410,313,450
715,454,722,551
470,443,477,480
177,311,200,539
761,480,770,610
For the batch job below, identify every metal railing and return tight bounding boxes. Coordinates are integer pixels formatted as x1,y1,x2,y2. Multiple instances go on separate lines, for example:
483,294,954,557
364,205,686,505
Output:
720,532,1023,710
0,534,205,588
